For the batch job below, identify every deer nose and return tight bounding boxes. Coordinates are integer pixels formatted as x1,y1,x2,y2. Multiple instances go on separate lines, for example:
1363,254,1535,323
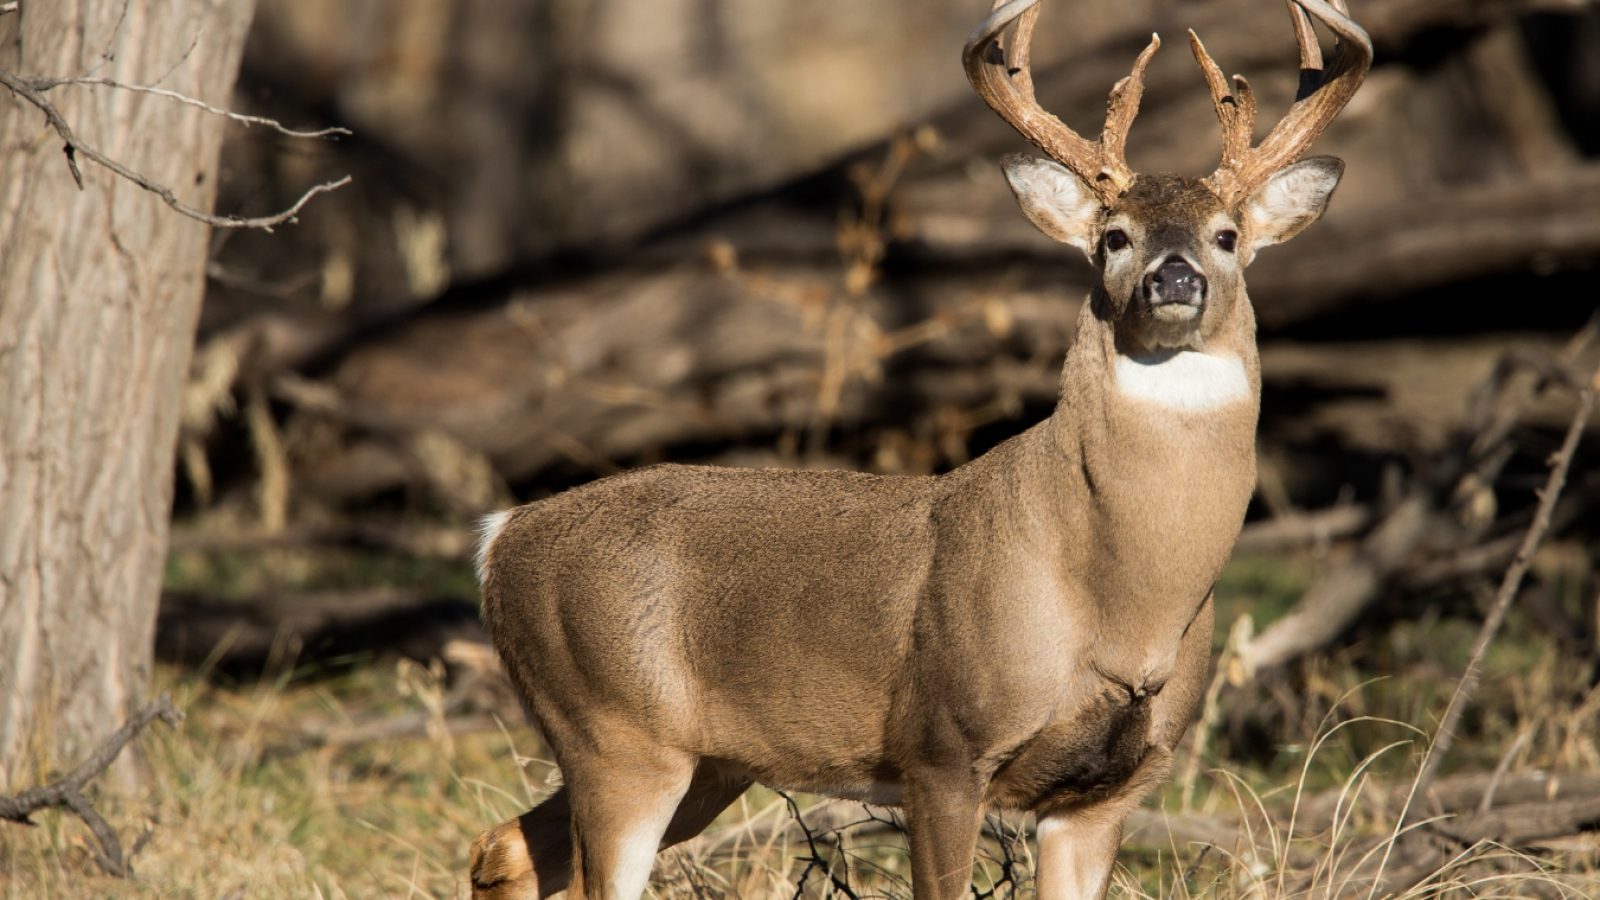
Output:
1143,257,1207,307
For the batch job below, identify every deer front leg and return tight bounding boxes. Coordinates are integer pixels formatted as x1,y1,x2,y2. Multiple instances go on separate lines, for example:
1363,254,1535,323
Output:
1034,810,1125,900
1034,749,1175,900
904,770,985,900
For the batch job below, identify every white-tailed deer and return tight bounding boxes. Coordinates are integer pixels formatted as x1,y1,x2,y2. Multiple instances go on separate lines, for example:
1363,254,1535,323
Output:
469,0,1369,896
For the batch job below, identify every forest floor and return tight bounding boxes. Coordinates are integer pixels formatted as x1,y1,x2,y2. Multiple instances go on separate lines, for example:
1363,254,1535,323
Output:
3,546,1599,898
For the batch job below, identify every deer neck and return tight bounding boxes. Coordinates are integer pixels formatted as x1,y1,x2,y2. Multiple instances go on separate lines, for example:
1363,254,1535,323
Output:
1024,289,1260,642
1054,287,1262,427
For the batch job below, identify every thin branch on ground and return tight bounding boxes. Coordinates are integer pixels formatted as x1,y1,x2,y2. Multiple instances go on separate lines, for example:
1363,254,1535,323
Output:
1164,844,1214,900
0,68,349,231
0,694,184,877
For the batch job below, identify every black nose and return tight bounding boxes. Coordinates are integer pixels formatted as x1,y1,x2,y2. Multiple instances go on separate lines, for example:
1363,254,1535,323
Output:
1143,257,1207,306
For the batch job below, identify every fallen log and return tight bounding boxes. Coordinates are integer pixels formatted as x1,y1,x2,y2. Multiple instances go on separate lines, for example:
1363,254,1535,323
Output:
156,588,486,677
1239,338,1598,676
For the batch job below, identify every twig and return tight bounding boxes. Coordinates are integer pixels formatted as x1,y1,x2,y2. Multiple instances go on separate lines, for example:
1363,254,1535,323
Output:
0,694,184,877
26,75,351,140
1233,503,1372,553
0,68,349,232
1164,844,1214,900
1370,359,1599,896
969,813,1022,899
782,791,862,900
1479,726,1535,814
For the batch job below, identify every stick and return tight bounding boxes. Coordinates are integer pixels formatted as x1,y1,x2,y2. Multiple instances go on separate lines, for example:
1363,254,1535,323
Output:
1410,362,1597,801
1368,359,1599,897
0,695,184,877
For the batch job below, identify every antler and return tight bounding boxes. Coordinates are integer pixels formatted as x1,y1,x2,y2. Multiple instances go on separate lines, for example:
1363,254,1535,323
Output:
963,0,1160,205
1192,0,1372,206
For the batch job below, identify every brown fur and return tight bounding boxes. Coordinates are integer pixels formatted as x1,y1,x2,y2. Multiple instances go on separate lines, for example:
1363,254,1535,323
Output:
468,163,1340,898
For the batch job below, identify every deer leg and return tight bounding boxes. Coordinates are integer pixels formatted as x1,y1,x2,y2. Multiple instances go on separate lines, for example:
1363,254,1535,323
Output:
1034,750,1174,900
1034,809,1127,900
470,787,574,900
904,770,985,900
660,762,752,845
562,751,696,900
470,760,746,900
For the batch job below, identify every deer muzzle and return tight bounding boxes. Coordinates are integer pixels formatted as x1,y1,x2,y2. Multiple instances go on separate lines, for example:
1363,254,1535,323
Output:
1143,256,1207,309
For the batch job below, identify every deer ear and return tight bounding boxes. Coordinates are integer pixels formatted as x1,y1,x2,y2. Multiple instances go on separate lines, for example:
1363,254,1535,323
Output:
1001,154,1102,259
1242,156,1344,253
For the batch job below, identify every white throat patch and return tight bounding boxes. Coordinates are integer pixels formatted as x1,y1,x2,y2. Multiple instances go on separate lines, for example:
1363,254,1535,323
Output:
1114,351,1250,412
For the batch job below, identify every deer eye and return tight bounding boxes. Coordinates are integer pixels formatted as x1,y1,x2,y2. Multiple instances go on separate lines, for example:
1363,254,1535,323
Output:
1104,229,1130,252
1215,229,1238,252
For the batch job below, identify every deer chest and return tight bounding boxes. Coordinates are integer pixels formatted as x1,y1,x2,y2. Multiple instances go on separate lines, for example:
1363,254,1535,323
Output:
984,686,1161,811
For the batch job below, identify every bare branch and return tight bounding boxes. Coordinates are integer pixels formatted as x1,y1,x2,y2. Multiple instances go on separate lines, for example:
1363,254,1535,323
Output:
0,695,183,877
0,68,349,232
27,75,352,140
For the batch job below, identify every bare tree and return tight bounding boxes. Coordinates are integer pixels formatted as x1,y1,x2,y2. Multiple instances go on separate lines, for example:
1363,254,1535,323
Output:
0,0,317,777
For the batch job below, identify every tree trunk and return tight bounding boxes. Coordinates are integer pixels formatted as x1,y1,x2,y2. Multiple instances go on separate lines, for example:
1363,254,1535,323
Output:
0,0,254,782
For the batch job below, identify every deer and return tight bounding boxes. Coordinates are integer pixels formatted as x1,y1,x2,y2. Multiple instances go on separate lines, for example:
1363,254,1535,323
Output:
468,0,1369,896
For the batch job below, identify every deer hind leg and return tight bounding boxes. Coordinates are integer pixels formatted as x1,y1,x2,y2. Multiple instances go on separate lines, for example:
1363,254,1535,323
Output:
470,787,574,899
1034,809,1126,900
472,755,746,900
564,749,697,900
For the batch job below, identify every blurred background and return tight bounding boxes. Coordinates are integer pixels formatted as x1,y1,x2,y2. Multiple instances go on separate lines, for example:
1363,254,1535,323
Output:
193,0,1600,512
44,0,1600,893
177,0,1600,664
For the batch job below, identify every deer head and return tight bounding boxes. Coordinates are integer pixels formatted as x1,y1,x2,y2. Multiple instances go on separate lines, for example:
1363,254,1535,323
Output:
966,0,1371,356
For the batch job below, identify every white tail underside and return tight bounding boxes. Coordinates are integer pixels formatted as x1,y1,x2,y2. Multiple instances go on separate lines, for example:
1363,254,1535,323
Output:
475,510,513,584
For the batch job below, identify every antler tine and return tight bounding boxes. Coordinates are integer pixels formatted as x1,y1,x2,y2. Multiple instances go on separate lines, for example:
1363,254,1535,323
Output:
1288,0,1322,78
964,0,1157,203
1101,35,1162,170
1188,31,1256,178
1009,0,1040,104
1200,0,1371,206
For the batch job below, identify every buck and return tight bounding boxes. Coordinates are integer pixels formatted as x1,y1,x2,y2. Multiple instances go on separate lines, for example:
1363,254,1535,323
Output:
469,0,1369,895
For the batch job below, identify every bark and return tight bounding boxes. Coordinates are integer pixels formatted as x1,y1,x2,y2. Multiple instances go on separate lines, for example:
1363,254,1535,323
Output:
0,0,254,781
